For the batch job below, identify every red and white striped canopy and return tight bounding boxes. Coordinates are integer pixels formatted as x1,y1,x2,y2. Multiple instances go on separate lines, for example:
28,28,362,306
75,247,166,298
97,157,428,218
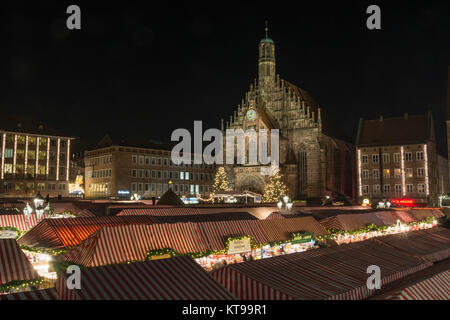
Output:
385,270,450,300
259,216,328,242
198,220,269,251
0,239,40,286
56,256,235,300
118,207,201,216
18,216,157,250
0,288,59,300
0,214,40,231
58,223,208,267
211,239,431,300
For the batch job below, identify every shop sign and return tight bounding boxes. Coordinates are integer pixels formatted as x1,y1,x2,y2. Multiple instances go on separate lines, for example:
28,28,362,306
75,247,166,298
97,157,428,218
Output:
291,232,314,244
0,229,18,239
150,253,172,260
227,238,251,255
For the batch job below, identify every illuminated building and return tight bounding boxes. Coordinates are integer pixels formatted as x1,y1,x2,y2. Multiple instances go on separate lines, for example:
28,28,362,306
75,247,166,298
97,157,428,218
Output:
356,112,441,206
0,117,75,197
84,135,216,199
223,25,356,200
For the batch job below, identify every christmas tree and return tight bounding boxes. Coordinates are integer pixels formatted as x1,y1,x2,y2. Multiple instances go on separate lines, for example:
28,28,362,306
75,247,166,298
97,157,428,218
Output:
263,168,288,202
213,167,230,193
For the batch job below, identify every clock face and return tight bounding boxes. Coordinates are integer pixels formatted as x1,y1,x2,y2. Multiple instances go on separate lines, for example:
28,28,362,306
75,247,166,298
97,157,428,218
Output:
246,109,256,121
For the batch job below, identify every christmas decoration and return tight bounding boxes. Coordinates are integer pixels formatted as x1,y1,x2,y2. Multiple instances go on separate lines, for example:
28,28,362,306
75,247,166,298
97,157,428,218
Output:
263,168,288,202
212,167,230,193
0,278,44,293
0,226,22,239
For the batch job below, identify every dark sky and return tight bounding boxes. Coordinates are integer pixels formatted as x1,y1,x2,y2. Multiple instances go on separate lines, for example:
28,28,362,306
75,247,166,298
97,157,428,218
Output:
2,1,450,154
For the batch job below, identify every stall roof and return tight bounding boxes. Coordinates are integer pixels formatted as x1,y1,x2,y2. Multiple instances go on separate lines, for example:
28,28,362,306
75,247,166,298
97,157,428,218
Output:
211,239,431,300
0,288,59,300
0,214,40,231
56,256,235,300
259,216,329,242
0,239,40,287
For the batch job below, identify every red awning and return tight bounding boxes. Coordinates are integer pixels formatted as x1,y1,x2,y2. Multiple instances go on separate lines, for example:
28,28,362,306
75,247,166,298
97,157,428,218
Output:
0,288,59,300
55,256,235,300
0,214,40,231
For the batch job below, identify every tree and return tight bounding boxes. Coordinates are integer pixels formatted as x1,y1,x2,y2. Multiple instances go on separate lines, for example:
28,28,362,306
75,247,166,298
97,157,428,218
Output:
263,169,288,202
213,167,230,193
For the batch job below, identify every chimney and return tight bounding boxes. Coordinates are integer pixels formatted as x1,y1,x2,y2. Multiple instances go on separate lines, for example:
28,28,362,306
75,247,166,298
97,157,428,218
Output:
404,113,408,120
379,115,383,122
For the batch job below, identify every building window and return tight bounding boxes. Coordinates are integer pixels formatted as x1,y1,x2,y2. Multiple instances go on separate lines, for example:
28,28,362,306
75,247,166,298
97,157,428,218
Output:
383,169,390,179
373,185,380,194
5,149,13,158
139,156,144,165
4,164,12,173
405,152,412,162
50,152,56,161
164,158,168,166
373,169,379,179
362,185,369,194
131,183,137,192
131,169,137,178
151,170,156,178
163,171,168,179
417,184,425,193
38,183,45,191
362,155,368,164
60,152,65,161
406,184,413,193
372,154,379,164
362,170,369,179
157,171,161,179
132,155,137,164
393,153,401,163
145,183,149,192
416,152,424,161
151,157,156,165
180,172,184,180
138,169,143,178
151,183,156,192
58,184,66,190
383,185,391,193
417,168,424,178
146,170,150,178
138,183,143,192
15,183,24,191
145,156,150,165
157,158,162,165
394,184,402,194
405,168,413,178
382,154,389,164
394,168,401,179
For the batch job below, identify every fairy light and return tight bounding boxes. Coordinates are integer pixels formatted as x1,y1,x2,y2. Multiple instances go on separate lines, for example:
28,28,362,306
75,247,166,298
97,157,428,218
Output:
401,146,406,196
56,138,60,181
66,139,70,181
24,136,29,175
13,134,17,173
1,133,5,179
36,137,40,176
46,138,50,175
357,149,362,196
424,144,429,195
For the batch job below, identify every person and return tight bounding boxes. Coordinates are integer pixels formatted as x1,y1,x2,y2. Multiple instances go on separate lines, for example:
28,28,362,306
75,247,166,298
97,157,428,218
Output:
242,254,247,262
222,259,227,266
248,254,254,261
151,196,156,206
45,194,50,203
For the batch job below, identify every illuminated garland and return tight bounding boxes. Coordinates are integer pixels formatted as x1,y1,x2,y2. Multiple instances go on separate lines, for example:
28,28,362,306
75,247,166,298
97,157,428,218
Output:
0,226,22,239
197,194,214,203
145,248,179,259
20,245,66,256
0,278,44,293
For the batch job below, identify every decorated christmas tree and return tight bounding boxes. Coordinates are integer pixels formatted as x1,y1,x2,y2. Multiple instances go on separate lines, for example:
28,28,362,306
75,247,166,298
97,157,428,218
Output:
213,167,230,193
263,168,288,202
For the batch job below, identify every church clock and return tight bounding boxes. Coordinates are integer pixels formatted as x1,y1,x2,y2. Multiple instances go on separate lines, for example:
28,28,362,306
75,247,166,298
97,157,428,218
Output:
246,109,256,121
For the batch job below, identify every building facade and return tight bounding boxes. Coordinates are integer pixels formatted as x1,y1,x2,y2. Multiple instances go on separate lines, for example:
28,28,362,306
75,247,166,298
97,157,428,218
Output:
0,120,74,198
356,113,440,206
84,136,216,199
223,29,355,201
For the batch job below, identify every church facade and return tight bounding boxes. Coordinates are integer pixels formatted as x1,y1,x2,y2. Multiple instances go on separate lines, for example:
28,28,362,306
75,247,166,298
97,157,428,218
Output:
222,30,356,201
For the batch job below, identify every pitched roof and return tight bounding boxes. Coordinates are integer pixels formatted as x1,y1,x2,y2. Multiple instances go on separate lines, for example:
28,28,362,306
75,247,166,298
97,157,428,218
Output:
356,113,434,147
157,188,185,206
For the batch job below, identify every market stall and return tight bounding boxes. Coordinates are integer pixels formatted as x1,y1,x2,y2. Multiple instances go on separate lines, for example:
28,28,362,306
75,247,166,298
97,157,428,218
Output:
211,238,431,300
55,256,235,300
0,287,59,300
117,207,201,216
0,214,40,232
0,239,42,294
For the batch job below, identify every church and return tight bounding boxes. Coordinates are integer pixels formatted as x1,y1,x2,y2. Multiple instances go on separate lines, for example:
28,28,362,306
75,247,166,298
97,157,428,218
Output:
222,27,356,201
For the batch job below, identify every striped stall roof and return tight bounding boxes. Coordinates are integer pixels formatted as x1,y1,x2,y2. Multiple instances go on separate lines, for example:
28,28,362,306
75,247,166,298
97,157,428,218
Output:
211,239,430,300
56,256,235,300
0,214,41,231
0,239,40,286
259,217,328,242
319,216,344,230
408,209,445,221
18,216,156,250
198,220,269,251
385,270,450,300
373,228,450,263
117,207,201,216
374,211,415,225
264,212,286,220
0,288,59,300
58,223,208,267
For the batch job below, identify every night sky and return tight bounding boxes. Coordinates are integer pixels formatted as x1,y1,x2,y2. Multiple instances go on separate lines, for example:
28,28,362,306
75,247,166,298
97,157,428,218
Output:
2,1,450,154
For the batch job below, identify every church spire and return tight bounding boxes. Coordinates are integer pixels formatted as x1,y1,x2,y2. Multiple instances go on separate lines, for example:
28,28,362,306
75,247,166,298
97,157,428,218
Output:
258,21,275,87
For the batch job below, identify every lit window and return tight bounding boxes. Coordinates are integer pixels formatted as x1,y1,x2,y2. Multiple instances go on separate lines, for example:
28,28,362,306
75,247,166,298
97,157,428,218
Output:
416,152,424,161
372,154,379,164
405,152,412,162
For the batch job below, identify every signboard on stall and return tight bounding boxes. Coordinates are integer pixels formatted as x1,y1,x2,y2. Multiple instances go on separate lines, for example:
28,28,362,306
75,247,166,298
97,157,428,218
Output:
291,232,314,244
0,229,18,239
227,238,251,255
150,253,172,260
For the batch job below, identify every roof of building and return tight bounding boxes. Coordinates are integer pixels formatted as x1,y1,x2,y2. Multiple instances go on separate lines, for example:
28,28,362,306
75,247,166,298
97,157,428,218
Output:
356,113,435,147
157,188,185,206
260,37,274,44
0,114,74,138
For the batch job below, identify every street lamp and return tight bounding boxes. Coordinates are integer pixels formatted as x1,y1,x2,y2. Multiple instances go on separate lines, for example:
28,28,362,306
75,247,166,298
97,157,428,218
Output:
34,192,45,209
36,204,44,220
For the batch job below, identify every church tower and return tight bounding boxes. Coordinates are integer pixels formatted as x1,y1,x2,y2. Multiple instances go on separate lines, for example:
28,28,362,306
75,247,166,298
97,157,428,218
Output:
258,22,276,87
